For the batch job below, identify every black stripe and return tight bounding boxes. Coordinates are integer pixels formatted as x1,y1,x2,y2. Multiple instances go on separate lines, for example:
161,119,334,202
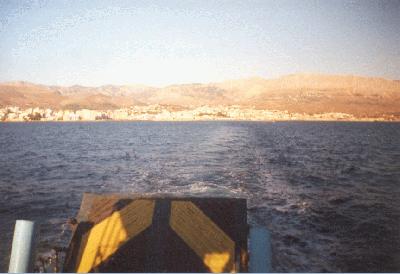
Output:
145,199,171,272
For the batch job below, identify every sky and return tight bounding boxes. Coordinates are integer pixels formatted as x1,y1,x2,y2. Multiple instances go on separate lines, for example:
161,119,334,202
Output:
0,0,399,87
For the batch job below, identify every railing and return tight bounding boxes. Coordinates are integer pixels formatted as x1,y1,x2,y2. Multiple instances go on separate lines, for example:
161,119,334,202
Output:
249,226,272,273
8,220,36,273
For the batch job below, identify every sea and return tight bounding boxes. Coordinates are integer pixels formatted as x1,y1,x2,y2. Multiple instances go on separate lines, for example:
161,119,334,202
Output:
0,121,399,272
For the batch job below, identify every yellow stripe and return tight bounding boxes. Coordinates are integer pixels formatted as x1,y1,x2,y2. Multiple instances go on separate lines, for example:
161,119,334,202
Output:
77,199,155,273
170,201,236,273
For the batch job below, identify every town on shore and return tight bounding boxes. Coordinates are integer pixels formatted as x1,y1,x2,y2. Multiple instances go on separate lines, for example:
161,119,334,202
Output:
1,105,397,122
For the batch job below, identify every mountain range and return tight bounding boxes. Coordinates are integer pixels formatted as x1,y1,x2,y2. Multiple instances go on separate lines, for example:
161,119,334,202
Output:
1,73,399,118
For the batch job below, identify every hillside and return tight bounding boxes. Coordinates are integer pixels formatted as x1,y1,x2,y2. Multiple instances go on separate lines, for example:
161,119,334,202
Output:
1,74,399,118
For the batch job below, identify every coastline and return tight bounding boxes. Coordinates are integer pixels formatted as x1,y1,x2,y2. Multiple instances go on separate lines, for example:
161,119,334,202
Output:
1,105,399,122
1,118,399,123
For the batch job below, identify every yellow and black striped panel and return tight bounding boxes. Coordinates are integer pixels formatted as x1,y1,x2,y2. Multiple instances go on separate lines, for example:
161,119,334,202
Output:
64,194,248,273
76,199,155,272
170,201,236,272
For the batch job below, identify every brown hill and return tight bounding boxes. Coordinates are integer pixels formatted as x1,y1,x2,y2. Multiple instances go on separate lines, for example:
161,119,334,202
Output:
219,74,400,117
136,84,230,106
1,74,399,117
0,81,63,109
0,82,146,110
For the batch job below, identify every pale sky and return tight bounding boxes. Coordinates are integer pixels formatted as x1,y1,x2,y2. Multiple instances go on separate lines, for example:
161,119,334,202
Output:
0,0,399,86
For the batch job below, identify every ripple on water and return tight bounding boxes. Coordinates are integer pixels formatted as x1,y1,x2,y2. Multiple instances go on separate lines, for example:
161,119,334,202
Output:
0,121,399,272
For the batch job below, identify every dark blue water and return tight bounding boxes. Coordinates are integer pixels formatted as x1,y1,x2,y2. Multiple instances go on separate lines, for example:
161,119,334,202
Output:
0,121,399,272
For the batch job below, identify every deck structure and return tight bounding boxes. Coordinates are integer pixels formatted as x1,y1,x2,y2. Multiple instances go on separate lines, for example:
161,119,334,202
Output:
63,193,249,273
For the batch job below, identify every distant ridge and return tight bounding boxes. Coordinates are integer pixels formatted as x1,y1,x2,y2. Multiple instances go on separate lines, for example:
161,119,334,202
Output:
1,73,399,118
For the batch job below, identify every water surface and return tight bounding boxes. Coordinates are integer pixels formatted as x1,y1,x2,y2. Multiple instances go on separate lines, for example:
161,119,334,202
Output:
0,121,399,272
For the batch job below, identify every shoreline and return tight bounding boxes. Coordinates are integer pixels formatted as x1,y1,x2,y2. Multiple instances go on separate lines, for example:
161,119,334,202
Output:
1,119,399,123
1,105,399,122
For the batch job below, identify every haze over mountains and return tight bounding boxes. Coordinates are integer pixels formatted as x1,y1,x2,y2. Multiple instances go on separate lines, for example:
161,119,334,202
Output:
1,73,399,118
